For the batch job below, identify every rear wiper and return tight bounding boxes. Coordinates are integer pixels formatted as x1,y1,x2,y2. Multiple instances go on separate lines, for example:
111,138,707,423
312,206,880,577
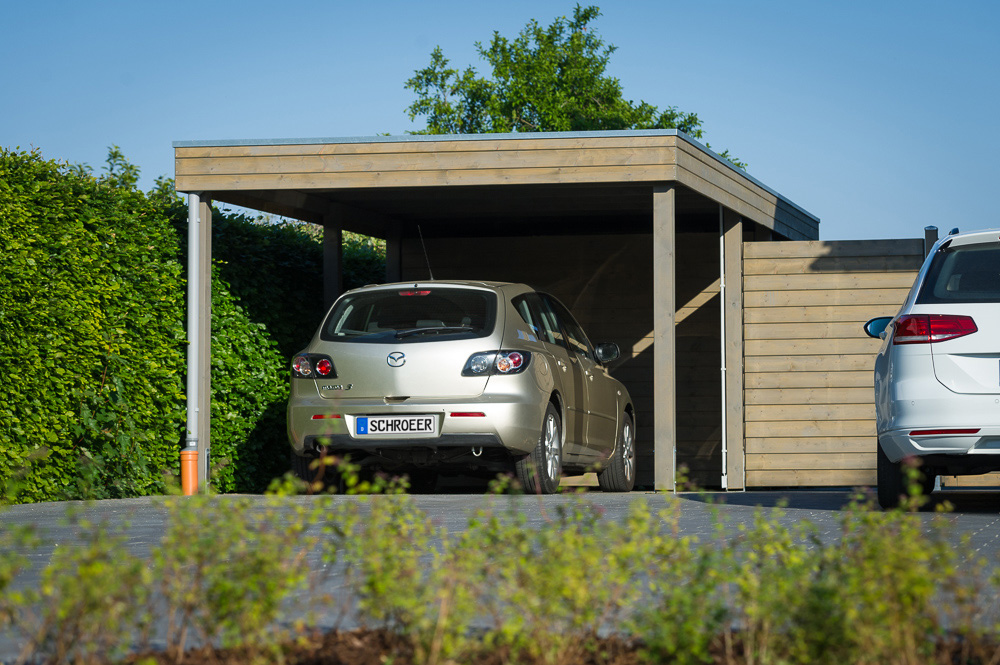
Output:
395,326,473,339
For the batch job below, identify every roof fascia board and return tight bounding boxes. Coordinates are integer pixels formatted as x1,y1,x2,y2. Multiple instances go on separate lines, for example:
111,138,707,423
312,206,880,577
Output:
174,129,818,228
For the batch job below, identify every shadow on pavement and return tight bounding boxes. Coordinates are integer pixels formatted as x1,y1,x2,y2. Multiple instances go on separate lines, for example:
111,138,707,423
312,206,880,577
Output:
677,488,1000,514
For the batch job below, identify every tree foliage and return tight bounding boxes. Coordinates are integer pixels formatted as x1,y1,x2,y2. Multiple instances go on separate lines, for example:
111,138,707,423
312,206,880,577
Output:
405,4,745,168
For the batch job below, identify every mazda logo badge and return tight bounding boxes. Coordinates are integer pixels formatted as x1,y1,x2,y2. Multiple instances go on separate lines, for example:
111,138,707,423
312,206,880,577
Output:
387,352,406,367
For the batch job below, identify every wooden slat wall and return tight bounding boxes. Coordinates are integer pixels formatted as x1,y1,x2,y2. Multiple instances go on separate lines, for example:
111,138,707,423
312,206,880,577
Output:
743,239,923,487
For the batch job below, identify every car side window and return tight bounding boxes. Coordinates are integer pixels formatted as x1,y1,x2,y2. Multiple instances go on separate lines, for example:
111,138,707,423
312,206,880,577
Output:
529,293,562,346
511,294,549,343
540,294,593,361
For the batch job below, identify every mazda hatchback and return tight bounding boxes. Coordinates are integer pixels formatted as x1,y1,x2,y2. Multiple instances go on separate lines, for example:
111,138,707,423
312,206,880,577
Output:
287,281,636,493
864,228,1000,508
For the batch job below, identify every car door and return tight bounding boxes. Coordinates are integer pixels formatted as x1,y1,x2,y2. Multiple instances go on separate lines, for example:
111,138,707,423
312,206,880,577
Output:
525,293,588,458
540,294,616,460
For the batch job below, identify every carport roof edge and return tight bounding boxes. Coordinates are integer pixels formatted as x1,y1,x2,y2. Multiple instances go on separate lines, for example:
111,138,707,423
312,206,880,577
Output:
173,129,819,226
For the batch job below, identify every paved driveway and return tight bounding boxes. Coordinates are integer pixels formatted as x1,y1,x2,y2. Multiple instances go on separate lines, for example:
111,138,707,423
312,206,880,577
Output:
4,488,1000,569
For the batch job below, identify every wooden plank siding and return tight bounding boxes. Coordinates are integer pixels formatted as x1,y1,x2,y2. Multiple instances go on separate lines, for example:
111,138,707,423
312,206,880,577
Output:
174,133,819,240
742,239,923,487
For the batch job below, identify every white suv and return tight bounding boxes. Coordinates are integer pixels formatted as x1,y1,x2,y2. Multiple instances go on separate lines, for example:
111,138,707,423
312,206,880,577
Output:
864,228,1000,508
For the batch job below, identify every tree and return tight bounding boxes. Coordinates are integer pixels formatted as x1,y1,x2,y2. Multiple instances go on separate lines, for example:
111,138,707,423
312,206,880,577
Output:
405,4,745,168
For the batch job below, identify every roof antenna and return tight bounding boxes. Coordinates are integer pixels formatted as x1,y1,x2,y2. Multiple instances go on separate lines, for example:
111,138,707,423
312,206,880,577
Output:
417,225,435,280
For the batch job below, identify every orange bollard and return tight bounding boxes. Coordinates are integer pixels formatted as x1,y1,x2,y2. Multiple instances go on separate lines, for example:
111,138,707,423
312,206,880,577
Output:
180,449,198,496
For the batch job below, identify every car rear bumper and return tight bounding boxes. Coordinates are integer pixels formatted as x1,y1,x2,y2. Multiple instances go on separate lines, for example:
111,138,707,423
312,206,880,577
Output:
287,394,545,457
879,426,1000,463
878,362,1000,463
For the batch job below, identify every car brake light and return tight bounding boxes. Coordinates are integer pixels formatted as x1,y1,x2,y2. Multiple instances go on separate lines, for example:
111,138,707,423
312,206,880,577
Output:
291,353,337,378
497,351,524,373
462,351,531,376
892,315,977,344
399,290,431,296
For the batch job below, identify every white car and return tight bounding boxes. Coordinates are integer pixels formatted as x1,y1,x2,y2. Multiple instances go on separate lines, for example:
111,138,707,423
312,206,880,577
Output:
864,228,1000,508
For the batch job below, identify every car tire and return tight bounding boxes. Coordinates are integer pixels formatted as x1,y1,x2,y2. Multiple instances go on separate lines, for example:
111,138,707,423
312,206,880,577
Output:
291,452,313,481
598,412,636,492
876,442,903,509
516,402,562,494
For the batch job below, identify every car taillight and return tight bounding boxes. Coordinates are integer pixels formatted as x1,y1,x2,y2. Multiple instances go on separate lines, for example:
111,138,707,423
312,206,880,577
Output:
462,351,531,376
892,315,978,344
398,290,431,296
291,353,337,378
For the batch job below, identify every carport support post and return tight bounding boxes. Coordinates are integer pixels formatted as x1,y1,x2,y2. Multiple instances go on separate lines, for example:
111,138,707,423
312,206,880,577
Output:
653,185,677,491
385,222,402,283
722,208,745,490
184,193,212,493
322,212,344,310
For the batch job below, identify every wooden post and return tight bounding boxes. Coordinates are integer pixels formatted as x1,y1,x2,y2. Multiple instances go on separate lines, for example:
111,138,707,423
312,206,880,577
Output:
653,185,676,491
386,221,402,283
323,211,344,310
197,197,212,489
723,208,745,490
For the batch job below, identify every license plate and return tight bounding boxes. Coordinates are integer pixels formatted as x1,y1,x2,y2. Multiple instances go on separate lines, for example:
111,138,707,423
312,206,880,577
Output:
355,415,438,437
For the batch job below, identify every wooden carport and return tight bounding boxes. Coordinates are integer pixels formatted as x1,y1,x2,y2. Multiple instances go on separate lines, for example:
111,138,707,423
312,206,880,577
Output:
173,130,819,491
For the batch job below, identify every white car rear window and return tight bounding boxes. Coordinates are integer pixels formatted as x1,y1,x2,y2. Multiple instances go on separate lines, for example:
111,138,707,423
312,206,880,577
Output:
917,244,1000,304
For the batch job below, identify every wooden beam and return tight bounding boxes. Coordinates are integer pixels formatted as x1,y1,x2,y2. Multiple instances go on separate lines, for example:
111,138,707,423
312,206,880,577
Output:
723,208,744,490
653,184,676,491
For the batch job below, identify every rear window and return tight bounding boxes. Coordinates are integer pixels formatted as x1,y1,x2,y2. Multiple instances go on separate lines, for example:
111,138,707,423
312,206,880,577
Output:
917,244,1000,304
320,288,497,343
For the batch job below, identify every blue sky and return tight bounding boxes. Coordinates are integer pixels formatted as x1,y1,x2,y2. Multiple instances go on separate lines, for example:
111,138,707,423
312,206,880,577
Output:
4,0,998,240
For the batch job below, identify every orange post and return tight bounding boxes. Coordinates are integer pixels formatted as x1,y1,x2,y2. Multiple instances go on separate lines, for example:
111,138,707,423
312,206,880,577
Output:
180,449,198,495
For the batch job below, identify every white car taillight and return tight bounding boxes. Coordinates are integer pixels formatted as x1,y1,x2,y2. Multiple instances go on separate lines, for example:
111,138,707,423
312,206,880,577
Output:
892,315,978,344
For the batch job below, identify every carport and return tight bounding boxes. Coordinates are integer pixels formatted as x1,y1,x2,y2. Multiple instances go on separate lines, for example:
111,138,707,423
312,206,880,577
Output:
173,130,819,490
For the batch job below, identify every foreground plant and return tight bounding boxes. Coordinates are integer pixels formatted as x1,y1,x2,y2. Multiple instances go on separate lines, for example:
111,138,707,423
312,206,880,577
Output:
2,478,999,665
7,511,150,664
153,490,326,656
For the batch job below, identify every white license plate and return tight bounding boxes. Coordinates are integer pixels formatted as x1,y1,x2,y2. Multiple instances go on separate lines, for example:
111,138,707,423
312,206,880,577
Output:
355,415,438,437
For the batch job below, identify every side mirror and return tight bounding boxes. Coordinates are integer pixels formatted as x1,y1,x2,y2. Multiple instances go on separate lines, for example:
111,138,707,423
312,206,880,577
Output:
863,316,893,339
595,342,620,363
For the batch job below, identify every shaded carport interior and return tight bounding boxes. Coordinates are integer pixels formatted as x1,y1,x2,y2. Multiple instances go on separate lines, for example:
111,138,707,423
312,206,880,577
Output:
174,131,820,490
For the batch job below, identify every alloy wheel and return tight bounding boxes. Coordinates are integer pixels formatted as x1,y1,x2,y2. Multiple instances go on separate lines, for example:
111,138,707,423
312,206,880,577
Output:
544,412,561,480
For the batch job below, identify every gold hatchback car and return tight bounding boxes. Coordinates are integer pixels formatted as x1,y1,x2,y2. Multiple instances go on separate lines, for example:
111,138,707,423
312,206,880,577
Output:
287,281,636,493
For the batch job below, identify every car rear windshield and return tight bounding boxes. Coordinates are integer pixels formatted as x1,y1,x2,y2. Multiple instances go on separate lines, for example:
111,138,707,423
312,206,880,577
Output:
916,243,1000,304
320,288,497,343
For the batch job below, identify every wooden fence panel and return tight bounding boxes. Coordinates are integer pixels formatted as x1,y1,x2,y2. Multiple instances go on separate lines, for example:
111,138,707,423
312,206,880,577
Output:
743,239,922,487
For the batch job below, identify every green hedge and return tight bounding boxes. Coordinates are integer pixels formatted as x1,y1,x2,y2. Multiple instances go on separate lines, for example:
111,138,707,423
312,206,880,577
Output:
206,266,290,493
0,147,387,501
0,148,186,501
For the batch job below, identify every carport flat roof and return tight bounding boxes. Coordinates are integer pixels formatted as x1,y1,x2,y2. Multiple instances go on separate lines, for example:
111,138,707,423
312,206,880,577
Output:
174,129,819,240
